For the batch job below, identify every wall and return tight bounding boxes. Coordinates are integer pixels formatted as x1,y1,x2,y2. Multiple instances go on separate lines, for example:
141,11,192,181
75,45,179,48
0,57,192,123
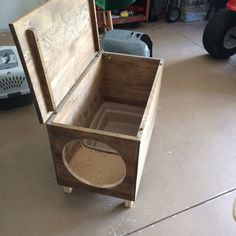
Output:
0,0,47,30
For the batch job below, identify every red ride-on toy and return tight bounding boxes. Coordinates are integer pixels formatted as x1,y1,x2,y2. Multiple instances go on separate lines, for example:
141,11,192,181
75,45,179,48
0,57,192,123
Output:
203,0,236,58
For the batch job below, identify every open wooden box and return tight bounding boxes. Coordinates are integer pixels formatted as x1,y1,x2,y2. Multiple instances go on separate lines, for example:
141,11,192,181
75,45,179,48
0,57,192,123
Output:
10,0,163,207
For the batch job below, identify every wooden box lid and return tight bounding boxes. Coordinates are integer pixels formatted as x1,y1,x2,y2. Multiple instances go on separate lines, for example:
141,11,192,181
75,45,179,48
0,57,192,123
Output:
10,0,100,123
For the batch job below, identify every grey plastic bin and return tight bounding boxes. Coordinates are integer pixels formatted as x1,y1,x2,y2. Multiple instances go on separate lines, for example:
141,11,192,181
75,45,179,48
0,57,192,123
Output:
101,29,153,57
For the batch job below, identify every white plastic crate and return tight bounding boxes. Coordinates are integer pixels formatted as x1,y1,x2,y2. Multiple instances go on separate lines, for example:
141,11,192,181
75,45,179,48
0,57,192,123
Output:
0,46,31,109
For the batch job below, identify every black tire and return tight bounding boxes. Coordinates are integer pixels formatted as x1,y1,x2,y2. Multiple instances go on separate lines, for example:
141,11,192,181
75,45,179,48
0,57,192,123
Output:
166,6,180,23
203,8,236,58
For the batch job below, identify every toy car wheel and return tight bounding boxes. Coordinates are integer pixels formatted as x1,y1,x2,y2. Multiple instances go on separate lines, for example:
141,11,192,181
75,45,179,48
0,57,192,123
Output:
166,6,180,23
203,8,236,58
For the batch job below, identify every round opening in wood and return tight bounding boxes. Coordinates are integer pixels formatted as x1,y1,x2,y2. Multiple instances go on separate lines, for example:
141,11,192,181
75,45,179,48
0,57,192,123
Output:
62,139,126,189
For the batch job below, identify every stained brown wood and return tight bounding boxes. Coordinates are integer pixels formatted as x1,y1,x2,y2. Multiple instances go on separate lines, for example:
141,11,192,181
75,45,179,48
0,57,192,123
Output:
136,60,163,194
103,53,160,107
53,54,103,127
102,11,108,32
107,11,114,30
47,53,163,201
10,0,99,123
26,29,56,112
47,122,139,201
100,10,113,32
11,0,164,205
88,0,100,51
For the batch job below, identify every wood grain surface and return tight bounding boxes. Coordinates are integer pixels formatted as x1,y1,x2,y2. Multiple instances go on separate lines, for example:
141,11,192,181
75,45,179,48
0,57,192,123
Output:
10,0,99,123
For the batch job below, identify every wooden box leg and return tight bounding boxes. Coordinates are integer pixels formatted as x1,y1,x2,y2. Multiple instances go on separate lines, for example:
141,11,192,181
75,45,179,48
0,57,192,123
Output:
63,186,73,194
124,200,134,208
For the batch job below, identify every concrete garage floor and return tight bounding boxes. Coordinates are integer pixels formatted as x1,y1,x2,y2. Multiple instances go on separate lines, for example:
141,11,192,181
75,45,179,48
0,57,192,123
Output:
1,20,236,236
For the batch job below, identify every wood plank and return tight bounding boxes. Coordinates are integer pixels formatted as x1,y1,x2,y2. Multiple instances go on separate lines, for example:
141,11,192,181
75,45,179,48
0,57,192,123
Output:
103,53,160,107
112,16,146,25
9,24,44,122
107,11,114,30
136,60,163,195
26,29,56,112
88,0,100,51
10,0,99,123
53,54,103,127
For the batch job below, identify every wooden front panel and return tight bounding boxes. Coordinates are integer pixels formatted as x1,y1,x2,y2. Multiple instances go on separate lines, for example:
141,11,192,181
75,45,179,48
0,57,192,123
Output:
47,123,140,201
10,0,99,123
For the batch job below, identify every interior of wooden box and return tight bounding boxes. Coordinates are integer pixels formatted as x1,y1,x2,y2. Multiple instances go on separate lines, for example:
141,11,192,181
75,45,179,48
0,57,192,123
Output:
54,54,160,189
53,54,160,134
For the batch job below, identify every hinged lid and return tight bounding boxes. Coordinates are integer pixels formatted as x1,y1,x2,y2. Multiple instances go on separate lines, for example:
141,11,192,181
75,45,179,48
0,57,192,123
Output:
10,0,100,123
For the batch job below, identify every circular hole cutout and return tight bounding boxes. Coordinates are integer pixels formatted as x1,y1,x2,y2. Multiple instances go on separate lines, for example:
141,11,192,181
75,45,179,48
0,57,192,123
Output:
62,139,126,189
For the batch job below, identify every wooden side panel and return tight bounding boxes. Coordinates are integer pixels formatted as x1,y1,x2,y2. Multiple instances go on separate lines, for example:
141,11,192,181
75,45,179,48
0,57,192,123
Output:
102,53,160,107
136,60,163,195
47,123,140,201
10,0,99,123
53,55,103,128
